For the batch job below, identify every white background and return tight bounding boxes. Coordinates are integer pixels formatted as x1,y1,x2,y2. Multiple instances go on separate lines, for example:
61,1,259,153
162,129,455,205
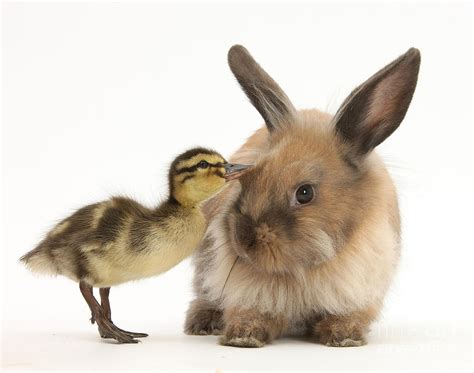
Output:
1,1,473,371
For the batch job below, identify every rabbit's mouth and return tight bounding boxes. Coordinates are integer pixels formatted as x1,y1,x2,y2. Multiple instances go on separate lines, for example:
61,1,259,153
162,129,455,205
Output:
226,211,300,274
226,204,337,274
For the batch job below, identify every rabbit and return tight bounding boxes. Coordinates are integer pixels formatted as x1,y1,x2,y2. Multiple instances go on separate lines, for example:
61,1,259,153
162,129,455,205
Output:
184,45,420,347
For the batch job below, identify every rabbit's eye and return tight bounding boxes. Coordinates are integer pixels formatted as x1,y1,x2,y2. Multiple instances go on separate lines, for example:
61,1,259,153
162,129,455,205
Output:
295,184,314,205
198,160,209,169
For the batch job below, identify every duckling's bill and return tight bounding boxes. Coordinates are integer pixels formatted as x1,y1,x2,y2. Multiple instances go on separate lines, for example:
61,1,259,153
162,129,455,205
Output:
224,163,252,181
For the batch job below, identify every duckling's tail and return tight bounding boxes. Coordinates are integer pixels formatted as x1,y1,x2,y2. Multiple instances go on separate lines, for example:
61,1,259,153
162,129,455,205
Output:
20,243,59,277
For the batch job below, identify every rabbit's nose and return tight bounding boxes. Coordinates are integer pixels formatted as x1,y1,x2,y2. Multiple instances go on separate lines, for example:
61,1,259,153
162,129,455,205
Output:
255,224,277,246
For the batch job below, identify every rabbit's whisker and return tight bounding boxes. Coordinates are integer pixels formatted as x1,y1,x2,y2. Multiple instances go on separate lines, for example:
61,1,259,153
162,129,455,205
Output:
212,240,230,253
208,254,239,330
219,255,239,300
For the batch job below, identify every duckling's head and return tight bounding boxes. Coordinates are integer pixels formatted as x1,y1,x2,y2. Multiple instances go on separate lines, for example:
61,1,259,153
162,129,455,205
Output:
169,147,251,206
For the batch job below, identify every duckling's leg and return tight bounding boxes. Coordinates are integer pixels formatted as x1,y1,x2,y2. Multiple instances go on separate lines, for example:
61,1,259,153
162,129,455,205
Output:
99,287,148,338
99,288,112,320
79,281,138,344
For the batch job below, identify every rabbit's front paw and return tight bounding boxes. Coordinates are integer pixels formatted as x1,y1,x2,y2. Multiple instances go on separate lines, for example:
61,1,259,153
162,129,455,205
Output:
219,308,286,347
184,299,223,336
219,321,268,348
320,334,366,347
313,308,376,347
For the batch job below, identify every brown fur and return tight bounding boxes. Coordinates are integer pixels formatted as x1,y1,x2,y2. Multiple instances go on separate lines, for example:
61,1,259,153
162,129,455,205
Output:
220,307,287,348
314,306,379,347
227,45,297,131
185,45,420,347
184,298,224,336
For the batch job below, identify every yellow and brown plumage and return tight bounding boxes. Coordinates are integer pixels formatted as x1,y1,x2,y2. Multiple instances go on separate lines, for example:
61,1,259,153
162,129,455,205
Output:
20,147,251,343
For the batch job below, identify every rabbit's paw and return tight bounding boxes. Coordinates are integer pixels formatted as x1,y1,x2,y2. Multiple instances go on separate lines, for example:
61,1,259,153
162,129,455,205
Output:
219,321,268,348
322,336,366,347
314,310,373,347
184,299,223,336
220,335,266,348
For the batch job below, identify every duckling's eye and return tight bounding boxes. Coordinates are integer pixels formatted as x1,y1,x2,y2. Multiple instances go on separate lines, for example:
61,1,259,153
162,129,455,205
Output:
295,184,314,205
198,160,209,169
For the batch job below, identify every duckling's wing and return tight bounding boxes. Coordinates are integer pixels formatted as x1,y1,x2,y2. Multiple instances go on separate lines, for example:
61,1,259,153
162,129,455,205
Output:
20,202,102,281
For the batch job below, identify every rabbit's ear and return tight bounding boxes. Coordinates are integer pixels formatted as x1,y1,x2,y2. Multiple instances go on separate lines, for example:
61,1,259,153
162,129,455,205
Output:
228,45,297,132
334,48,420,157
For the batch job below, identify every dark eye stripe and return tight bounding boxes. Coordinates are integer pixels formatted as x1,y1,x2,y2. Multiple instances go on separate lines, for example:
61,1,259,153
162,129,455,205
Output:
181,175,195,183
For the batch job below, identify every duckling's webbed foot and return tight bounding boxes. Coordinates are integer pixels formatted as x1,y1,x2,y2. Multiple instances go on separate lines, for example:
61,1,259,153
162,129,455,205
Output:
99,287,148,339
96,318,139,344
112,327,148,339
79,282,141,344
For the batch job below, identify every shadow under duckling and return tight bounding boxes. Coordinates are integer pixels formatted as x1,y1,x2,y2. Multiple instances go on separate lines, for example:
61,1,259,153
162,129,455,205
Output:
20,147,251,343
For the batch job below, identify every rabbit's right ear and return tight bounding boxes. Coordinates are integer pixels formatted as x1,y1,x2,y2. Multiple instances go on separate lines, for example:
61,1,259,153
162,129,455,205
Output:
228,45,297,132
334,48,420,158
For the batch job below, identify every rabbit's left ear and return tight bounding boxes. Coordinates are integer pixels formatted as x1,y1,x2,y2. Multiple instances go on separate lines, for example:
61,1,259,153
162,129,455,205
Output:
334,48,421,157
228,45,297,132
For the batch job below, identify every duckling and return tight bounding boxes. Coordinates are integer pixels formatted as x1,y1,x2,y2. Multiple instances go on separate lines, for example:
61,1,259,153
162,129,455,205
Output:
20,147,251,343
